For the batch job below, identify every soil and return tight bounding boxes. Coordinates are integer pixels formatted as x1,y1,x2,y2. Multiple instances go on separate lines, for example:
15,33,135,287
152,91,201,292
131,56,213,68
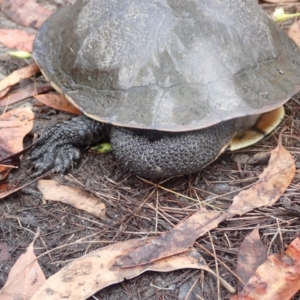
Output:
1,1,300,299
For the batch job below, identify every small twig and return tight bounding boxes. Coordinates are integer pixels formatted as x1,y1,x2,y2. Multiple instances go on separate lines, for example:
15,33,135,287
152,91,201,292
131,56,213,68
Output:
149,283,175,291
183,274,201,300
209,231,221,300
277,218,284,253
137,176,217,207
196,241,240,291
39,235,53,263
155,190,159,233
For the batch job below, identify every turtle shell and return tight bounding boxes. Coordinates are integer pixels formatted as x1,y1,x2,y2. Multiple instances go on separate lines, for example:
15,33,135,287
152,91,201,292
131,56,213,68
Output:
33,0,300,132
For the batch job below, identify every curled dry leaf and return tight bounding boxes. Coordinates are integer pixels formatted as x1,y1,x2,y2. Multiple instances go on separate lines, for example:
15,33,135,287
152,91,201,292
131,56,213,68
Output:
37,180,106,219
0,64,40,97
0,228,46,300
231,237,300,300
235,228,267,291
0,29,35,52
34,94,81,115
117,132,295,267
1,0,53,29
31,240,210,300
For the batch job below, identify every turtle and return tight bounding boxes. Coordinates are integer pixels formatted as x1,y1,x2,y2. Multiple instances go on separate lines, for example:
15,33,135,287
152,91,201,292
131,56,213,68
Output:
31,0,300,178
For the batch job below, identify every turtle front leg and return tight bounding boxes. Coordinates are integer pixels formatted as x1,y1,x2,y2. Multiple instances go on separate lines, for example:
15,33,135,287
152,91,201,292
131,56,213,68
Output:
30,115,108,175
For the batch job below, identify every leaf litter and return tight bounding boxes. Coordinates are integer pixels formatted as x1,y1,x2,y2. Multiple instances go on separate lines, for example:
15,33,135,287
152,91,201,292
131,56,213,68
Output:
34,94,81,115
0,64,40,98
1,0,53,29
37,180,106,219
0,107,35,192
30,241,234,300
0,228,46,300
116,130,295,268
231,236,300,300
0,107,34,169
288,20,300,49
0,84,53,107
18,130,295,299
0,29,35,52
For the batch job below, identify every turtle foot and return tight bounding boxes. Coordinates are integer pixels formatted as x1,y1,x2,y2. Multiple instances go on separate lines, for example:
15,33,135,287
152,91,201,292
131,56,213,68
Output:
29,115,107,175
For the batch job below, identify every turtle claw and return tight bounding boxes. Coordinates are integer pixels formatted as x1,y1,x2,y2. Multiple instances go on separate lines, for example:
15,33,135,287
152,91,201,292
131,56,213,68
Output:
53,146,81,173
31,144,81,175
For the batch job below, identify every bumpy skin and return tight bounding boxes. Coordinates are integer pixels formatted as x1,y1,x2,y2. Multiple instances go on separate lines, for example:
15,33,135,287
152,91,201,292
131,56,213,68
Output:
111,121,236,178
30,115,236,178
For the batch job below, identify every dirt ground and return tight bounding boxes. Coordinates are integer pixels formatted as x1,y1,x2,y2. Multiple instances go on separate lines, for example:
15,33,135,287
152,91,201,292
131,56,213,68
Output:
1,1,300,300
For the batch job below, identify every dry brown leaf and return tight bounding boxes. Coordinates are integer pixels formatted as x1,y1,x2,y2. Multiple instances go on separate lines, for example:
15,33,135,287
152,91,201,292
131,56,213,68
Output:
30,240,220,300
0,64,40,96
117,132,295,267
228,132,295,215
0,107,34,175
288,20,300,49
0,84,53,107
34,94,81,115
231,237,300,300
1,0,53,29
0,107,33,182
0,29,35,52
0,107,34,157
37,180,106,219
235,228,267,291
0,228,46,300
